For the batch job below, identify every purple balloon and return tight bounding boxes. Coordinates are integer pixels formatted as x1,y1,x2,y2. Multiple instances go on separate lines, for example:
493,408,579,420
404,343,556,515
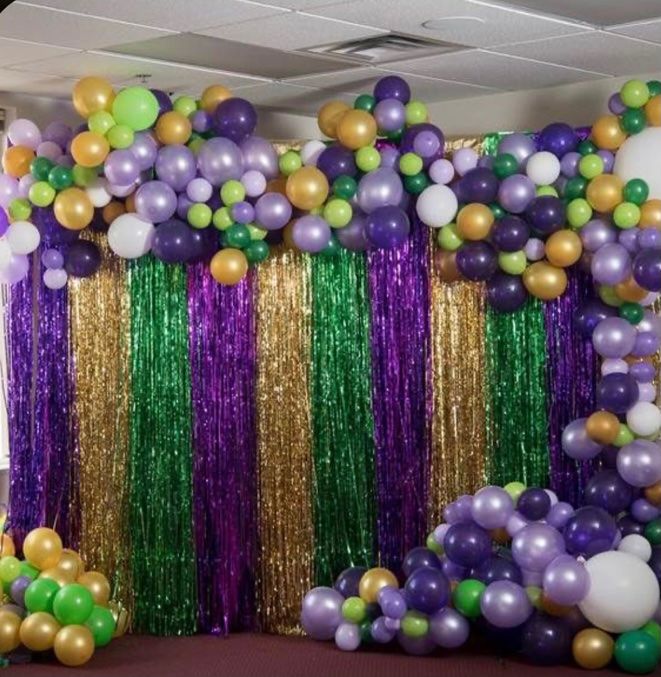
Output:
617,440,661,487
413,130,441,158
592,317,637,358
190,109,212,134
456,241,498,282
152,219,195,263
498,174,536,214
41,248,63,270
129,132,158,171
177,193,194,221
232,201,254,225
400,124,444,167
487,273,528,312
371,616,397,643
0,208,8,238
378,586,407,620
334,567,367,599
17,174,35,199
632,330,660,357
633,248,661,291
538,122,578,158
213,97,257,143
517,488,551,521
316,145,357,182
619,514,644,536
597,149,614,173
64,240,101,278
188,226,218,263
429,608,469,648
630,361,656,383
475,555,523,585
584,470,634,514
522,613,572,665
254,192,292,231
619,227,640,255
491,215,530,252
357,168,403,213
239,136,279,180
632,497,660,523
596,372,639,413
498,133,536,168
461,167,499,203
563,506,617,558
639,228,661,249
471,486,514,529
336,212,370,252
443,522,492,568
525,196,566,236
397,631,436,655
609,92,627,115
197,138,244,187
574,298,617,338
543,554,589,605
373,98,406,133
135,180,177,223
402,547,442,578
547,502,575,530
592,243,632,285
292,215,331,253
480,581,532,628
301,586,344,640
9,576,31,606
43,121,72,149
441,556,467,581
150,88,172,115
404,566,450,615
155,145,197,191
511,523,565,572
373,75,411,103
429,158,454,185
104,149,140,186
364,205,410,249
560,151,581,178
452,148,479,176
379,146,400,170
581,219,617,252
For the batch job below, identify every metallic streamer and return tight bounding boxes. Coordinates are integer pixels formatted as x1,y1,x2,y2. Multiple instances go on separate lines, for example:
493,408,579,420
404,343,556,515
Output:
188,264,257,635
368,215,431,570
310,250,375,586
485,299,549,486
69,233,132,609
256,246,313,635
128,258,196,635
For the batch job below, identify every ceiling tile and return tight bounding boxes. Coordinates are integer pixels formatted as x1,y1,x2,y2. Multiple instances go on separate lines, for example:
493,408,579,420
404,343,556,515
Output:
285,66,384,92
16,0,286,32
196,13,386,50
247,0,346,8
612,19,661,44
496,31,661,77
0,37,78,68
233,81,326,113
390,49,606,90
0,68,78,98
308,0,587,48
0,2,172,50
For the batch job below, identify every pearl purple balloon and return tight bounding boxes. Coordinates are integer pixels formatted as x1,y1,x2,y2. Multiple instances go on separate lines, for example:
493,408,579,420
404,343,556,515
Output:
592,243,632,285
186,177,213,203
357,168,403,213
129,132,158,171
9,576,31,606
429,608,469,648
379,146,400,170
639,228,661,249
498,133,536,168
400,124,444,167
596,372,639,413
239,135,279,180
524,237,546,261
560,151,580,178
402,547,442,578
41,248,63,269
563,506,617,558
104,149,140,186
241,169,267,198
619,227,640,255
511,523,566,572
597,149,614,173
231,201,254,225
413,130,441,158
36,140,61,161
371,616,396,644
0,175,19,209
373,98,406,133
443,522,492,568
429,158,454,185
43,121,72,149
631,497,660,523
364,205,410,249
584,469,634,514
301,586,344,640
471,486,514,529
609,92,627,115
197,138,244,187
487,272,528,313
480,581,532,628
498,174,536,213
581,219,617,252
155,144,196,191
373,75,411,103
17,174,35,199
592,317,637,358
177,193,194,221
547,502,575,530
452,147,479,176
538,122,578,158
254,192,292,231
617,440,661,487
543,554,589,605
292,215,331,253
630,361,656,383
213,97,257,143
456,241,498,281
378,586,407,620
190,110,212,134
632,331,660,357
336,212,370,252
135,180,177,224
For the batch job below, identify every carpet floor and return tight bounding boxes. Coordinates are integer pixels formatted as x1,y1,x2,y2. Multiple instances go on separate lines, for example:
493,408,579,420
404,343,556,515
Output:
11,633,641,677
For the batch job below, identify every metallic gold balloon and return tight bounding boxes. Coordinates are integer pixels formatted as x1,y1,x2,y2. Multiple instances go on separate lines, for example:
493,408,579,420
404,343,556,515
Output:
282,221,296,249
490,527,510,545
19,611,61,651
639,199,661,228
586,411,620,444
40,567,76,586
545,230,583,268
317,100,350,138
125,193,136,213
358,567,398,604
522,261,568,300
434,249,461,282
23,527,63,571
155,111,192,145
645,94,661,126
586,174,623,213
210,248,248,286
0,534,15,557
54,625,95,667
109,601,129,638
456,203,494,240
2,145,34,178
77,571,110,606
266,176,288,196
285,166,329,210
72,77,115,119
71,131,110,168
0,611,21,654
336,110,377,150
51,548,84,580
645,481,661,506
54,188,94,231
615,276,647,302
102,201,126,225
572,628,614,670
540,593,572,616
200,84,232,114
591,115,627,150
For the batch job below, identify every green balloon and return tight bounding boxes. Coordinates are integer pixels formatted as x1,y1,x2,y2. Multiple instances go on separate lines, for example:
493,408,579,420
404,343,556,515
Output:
359,619,373,643
187,203,212,229
88,110,116,135
355,146,380,172
621,108,647,135
648,80,661,97
621,80,650,109
599,284,624,308
112,87,159,131
9,198,31,221
279,150,302,176
107,124,134,150
354,94,376,113
567,198,592,228
220,180,245,207
492,153,518,179
504,481,526,501
536,185,558,197
619,301,644,325
30,156,53,181
564,176,587,200
29,181,56,207
332,175,357,200
499,250,526,275
53,583,94,625
386,128,403,143
426,533,443,555
188,136,205,155
437,223,462,252
614,202,641,229
212,207,233,231
342,596,367,623
73,164,98,188
579,153,604,179
642,621,661,645
644,519,661,546
85,605,116,647
452,579,485,619
173,96,197,117
244,240,269,264
526,585,543,609
577,139,597,156
319,236,340,258
225,223,251,249
399,152,423,176
48,165,73,191
25,578,60,614
613,424,634,447
401,611,429,638
246,224,267,241
0,557,20,583
614,630,660,674
403,172,429,195
323,198,352,228
623,179,649,206
19,561,39,581
489,203,505,220
405,101,427,125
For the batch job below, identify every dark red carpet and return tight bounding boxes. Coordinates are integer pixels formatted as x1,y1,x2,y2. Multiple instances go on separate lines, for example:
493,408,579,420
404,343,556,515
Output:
11,634,645,677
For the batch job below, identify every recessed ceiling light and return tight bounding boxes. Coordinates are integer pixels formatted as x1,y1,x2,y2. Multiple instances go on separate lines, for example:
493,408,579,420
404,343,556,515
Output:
422,16,486,31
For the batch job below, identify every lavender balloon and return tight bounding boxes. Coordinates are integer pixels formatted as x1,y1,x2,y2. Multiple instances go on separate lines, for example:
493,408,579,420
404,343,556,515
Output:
254,193,292,231
542,554,589,605
186,177,213,203
480,581,533,628
429,158,454,185
511,523,565,572
617,440,661,487
0,175,18,209
104,149,140,186
631,497,660,523
378,586,407,619
429,608,469,648
498,174,535,214
336,212,370,252
155,145,196,191
592,317,637,358
190,109,212,133
9,576,31,606
371,616,397,643
591,243,631,285
374,98,406,132
292,215,331,253
0,254,29,285
239,136,279,180
379,146,400,170
135,181,177,224
561,417,602,460
335,622,361,651
301,586,344,640
129,132,158,171
632,331,660,357
498,133,536,167
197,138,244,187
560,152,581,178
581,219,617,252
357,168,403,213
547,502,575,530
471,486,514,529
43,121,72,149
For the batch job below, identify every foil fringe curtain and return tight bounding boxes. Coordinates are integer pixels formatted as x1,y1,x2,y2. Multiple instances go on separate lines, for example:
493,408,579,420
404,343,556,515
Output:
188,264,257,635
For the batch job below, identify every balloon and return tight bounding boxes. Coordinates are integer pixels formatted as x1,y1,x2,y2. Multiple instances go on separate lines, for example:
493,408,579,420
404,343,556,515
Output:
254,192,292,231
25,577,60,614
480,581,532,628
358,568,398,604
199,84,232,114
77,571,110,607
512,523,565,572
618,440,661,487
522,613,572,665
70,132,109,168
300,140,326,166
491,215,529,253
572,628,615,670
545,230,582,267
401,547,442,578
155,111,191,145
108,601,129,638
585,469,634,514
374,98,406,133
337,110,377,150
374,75,411,103
543,554,589,606
316,145,356,183
517,488,551,521
633,248,661,291
53,187,93,231
6,220,40,255
456,241,497,282
152,219,194,263
317,100,350,138
104,149,140,186
471,486,514,529
525,196,565,236
9,118,41,150
64,240,101,278
523,261,567,300
444,522,491,568
213,98,257,143
415,184,457,227
593,317,637,359
209,248,248,285
111,87,158,131
0,253,29,285
73,77,114,118
404,566,450,614
628,402,661,437
155,145,197,191
129,132,158,171
335,621,361,651
526,151,561,185
291,215,331,253
108,213,154,259
3,145,34,178
240,136,279,181
564,506,617,558
614,630,661,674
334,567,367,599
538,122,577,157
429,607,469,648
135,181,177,223
0,610,21,654
456,203,493,240
619,534,652,562
241,169,267,198
84,605,115,647
364,206,409,249
23,527,62,570
54,549,84,580
596,372,639,413
336,212,370,252
53,583,94,626
498,174,536,213
53,625,95,667
286,166,329,211
19,611,60,652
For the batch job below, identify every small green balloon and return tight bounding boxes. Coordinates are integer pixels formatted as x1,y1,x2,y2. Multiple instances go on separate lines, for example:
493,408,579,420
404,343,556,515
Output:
579,153,604,179
245,240,269,264
644,519,661,546
403,172,430,195
619,301,644,324
333,175,358,200
0,557,20,583
504,481,526,502
614,630,660,674
578,139,597,156
426,533,443,555
19,562,39,581
323,198,352,228
359,619,373,643
173,95,197,117
225,223,251,249
437,223,463,252
188,136,205,155
106,124,134,150
319,236,340,258
614,424,634,447
401,610,429,638
452,579,485,619
355,146,380,172
354,94,376,113
386,128,403,143
613,202,641,229
24,577,60,614
567,198,592,228
623,179,649,206
220,180,245,207
53,583,94,625
405,101,427,125
536,185,558,197
599,285,624,308
88,110,116,135
187,203,212,229
213,207,234,231
492,153,518,180
489,203,505,220
28,181,56,207
72,164,98,187
621,79,650,109
30,156,53,181
247,224,267,241
342,596,367,623
641,621,661,645
564,176,587,200
526,585,543,609
9,198,31,221
112,86,159,132
48,165,74,191
499,250,526,275
85,605,116,647
621,108,647,135
279,150,302,176
647,80,661,97
399,152,423,176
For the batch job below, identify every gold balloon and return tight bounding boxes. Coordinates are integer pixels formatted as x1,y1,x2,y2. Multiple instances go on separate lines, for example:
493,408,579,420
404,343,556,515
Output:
434,249,461,282
639,200,661,228
586,411,620,444
78,571,110,607
210,248,248,286
645,481,661,506
54,549,84,580
109,601,129,638
71,131,110,168
72,77,115,118
155,111,192,145
102,201,126,225
586,174,623,213
0,534,15,558
285,166,329,211
19,611,61,652
456,203,494,241
490,527,510,545
0,611,21,654
317,100,350,138
125,193,136,214
23,527,63,571
572,628,614,670
282,221,297,249
336,110,377,150
591,115,627,150
54,188,94,231
645,94,661,126
614,275,647,302
200,84,232,114
523,261,568,300
2,145,34,178
266,176,288,196
358,567,398,604
54,625,95,667
545,230,583,268
40,567,76,586
540,593,572,617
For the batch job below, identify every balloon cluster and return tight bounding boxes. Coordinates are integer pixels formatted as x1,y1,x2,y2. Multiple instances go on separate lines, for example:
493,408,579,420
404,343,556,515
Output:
302,482,661,673
0,526,126,667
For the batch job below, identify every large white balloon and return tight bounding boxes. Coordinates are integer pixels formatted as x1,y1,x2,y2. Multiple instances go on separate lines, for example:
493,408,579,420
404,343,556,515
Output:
107,213,154,259
6,221,40,255
614,127,661,200
526,151,560,186
86,178,112,208
579,551,659,632
627,401,661,437
416,184,458,228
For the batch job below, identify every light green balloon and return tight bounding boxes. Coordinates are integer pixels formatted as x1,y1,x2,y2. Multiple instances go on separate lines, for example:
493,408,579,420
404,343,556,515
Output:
401,611,429,638
399,152,423,176
187,203,212,229
426,533,443,555
323,198,352,228
0,556,20,583
620,79,650,109
72,164,98,187
567,198,592,228
598,285,624,307
578,154,604,179
613,424,634,447
536,185,558,197
188,137,205,155
437,223,462,251
342,596,367,624
613,202,640,229
212,207,233,231
106,124,134,150
173,96,197,117
220,180,245,206
9,198,31,221
88,110,116,135
503,481,526,502
405,101,427,125
28,181,56,207
247,224,268,241
355,146,380,172
279,150,302,176
111,86,159,131
499,250,526,275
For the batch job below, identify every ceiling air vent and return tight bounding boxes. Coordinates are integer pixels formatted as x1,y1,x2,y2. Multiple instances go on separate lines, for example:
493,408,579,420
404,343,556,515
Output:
302,33,466,64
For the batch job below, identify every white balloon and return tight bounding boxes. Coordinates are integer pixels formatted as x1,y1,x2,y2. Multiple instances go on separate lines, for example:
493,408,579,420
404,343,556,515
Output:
579,551,659,632
300,140,326,166
618,534,652,562
43,268,68,290
601,358,629,376
86,178,112,208
614,127,661,200
627,401,661,437
107,213,155,259
0,240,11,267
416,184,458,228
6,220,40,255
526,151,561,186
0,254,29,284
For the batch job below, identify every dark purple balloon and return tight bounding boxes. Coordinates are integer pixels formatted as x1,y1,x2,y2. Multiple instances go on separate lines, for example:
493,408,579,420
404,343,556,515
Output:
574,298,617,338
404,566,450,615
64,240,101,278
150,89,172,115
633,248,661,291
486,273,528,312
152,219,195,263
618,514,644,536
402,547,442,579
596,372,639,414
444,522,492,568
316,145,357,182
564,506,618,558
584,469,634,514
491,215,530,252
456,241,498,281
475,555,523,585
374,75,411,103
516,488,551,521
188,227,218,263
334,566,368,598
521,613,572,665
213,97,257,143
538,123,578,158
648,545,661,583
525,196,566,236
461,167,499,203
364,206,410,249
